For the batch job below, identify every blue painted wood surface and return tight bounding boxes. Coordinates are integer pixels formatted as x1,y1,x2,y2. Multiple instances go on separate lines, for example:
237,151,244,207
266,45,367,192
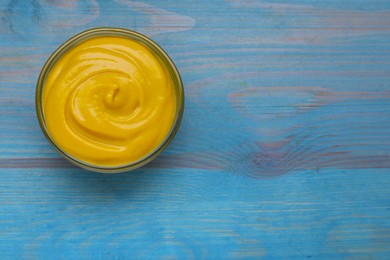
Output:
1,0,390,259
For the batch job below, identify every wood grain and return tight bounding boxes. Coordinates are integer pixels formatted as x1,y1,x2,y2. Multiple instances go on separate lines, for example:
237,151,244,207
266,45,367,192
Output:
1,0,390,259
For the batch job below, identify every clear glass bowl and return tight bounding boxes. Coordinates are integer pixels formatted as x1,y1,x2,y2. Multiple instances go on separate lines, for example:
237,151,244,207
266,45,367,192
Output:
36,27,184,173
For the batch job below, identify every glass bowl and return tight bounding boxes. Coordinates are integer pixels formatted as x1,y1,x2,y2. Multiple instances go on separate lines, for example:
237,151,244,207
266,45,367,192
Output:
35,27,184,173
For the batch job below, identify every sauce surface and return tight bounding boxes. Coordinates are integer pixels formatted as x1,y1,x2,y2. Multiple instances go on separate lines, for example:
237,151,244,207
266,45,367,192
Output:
43,36,176,166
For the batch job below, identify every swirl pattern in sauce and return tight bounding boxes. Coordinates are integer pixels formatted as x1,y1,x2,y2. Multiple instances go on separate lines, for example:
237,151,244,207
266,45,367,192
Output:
43,36,176,166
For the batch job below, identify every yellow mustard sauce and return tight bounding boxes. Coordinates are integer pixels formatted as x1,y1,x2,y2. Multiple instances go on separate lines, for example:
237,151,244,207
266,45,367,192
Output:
42,35,176,167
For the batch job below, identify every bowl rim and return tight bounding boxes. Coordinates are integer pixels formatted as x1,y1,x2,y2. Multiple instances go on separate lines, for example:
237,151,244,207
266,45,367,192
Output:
35,27,184,173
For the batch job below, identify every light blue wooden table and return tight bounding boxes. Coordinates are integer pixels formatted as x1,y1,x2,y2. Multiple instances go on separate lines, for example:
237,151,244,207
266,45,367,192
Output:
1,0,389,259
